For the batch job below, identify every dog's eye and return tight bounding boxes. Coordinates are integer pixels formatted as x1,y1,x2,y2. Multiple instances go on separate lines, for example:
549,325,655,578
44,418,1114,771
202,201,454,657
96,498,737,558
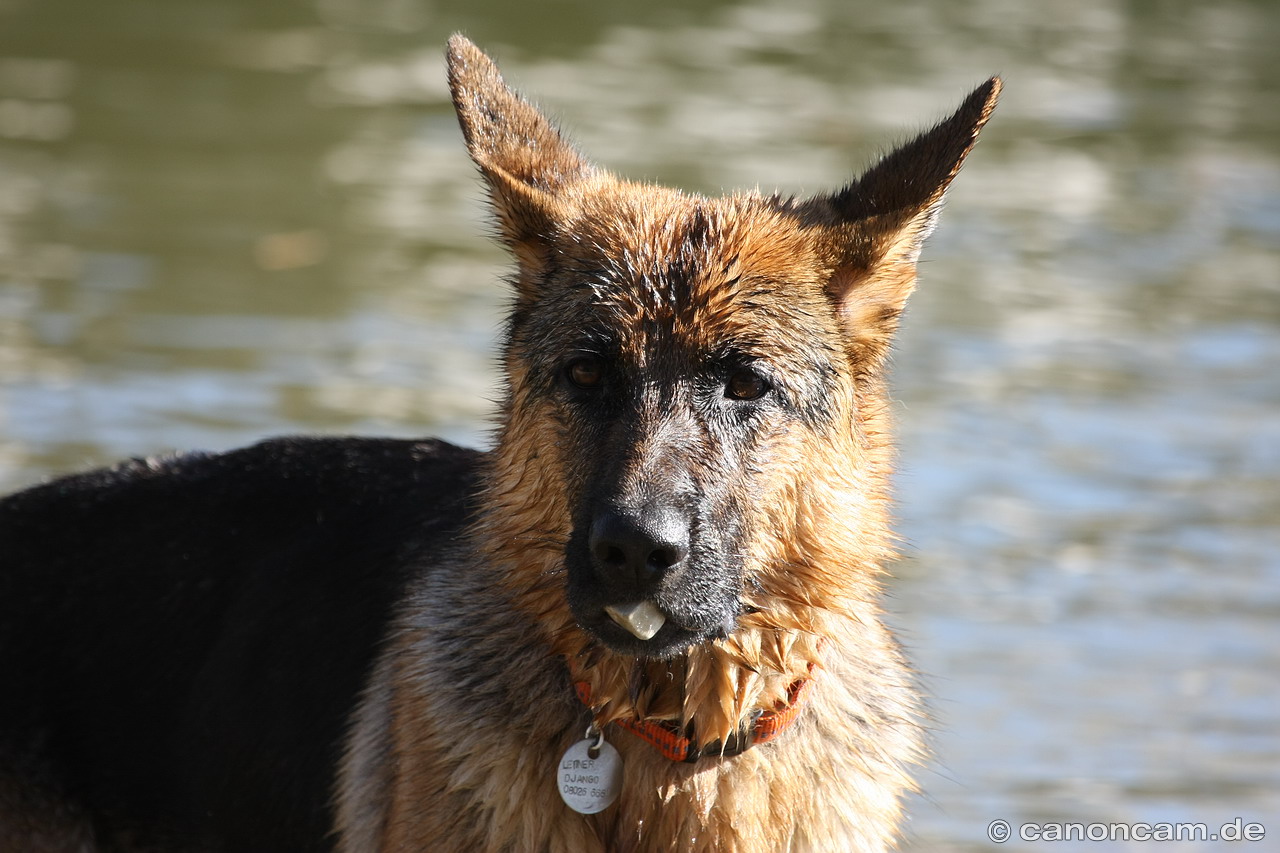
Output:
725,368,769,401
566,357,604,389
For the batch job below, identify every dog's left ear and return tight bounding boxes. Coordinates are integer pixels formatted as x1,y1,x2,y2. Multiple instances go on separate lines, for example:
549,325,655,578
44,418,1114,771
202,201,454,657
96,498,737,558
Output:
447,35,598,280
808,77,1001,365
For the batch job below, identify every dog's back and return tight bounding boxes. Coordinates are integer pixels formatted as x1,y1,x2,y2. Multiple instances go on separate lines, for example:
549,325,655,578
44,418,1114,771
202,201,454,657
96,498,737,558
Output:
0,437,479,850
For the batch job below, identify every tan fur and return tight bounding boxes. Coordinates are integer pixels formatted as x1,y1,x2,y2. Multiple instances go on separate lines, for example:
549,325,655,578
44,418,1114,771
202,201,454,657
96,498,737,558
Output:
334,36,999,852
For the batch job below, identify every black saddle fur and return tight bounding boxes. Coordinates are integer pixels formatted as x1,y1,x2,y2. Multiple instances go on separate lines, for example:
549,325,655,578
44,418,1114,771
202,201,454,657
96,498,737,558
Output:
0,436,480,850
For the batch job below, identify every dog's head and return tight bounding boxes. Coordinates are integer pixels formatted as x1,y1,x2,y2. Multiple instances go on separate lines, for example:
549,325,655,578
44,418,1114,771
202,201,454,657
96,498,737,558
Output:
448,36,998,662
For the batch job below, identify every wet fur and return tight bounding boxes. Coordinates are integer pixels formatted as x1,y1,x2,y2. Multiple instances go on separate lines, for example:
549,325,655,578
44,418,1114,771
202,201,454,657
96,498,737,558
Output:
0,36,998,853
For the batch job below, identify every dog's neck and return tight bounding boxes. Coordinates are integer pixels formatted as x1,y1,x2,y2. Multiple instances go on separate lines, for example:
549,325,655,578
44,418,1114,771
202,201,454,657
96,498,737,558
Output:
475,510,882,755
567,648,820,762
560,619,826,745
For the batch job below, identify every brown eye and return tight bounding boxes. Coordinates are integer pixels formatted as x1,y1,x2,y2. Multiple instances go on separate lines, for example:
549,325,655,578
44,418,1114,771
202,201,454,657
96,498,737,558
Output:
566,357,603,389
726,368,769,401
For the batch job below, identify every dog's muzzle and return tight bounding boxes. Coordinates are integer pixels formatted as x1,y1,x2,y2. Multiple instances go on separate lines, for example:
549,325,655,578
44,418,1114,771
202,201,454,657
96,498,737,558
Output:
589,505,688,640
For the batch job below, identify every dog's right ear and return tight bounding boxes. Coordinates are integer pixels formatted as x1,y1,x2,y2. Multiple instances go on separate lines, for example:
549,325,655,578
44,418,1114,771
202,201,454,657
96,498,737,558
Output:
447,36,598,276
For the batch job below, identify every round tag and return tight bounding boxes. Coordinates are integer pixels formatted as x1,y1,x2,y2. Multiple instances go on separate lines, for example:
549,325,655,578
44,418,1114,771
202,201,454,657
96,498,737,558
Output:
556,735,623,814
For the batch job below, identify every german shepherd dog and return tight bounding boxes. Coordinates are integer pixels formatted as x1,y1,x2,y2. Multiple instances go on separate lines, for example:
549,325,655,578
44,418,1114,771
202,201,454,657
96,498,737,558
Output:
0,37,998,853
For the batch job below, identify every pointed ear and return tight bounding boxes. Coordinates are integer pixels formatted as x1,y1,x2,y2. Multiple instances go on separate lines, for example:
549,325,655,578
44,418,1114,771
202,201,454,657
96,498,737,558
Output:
812,77,1001,365
446,35,599,270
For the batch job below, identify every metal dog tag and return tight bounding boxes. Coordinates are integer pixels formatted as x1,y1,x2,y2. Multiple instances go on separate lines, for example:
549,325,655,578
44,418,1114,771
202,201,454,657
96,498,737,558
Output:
557,725,623,814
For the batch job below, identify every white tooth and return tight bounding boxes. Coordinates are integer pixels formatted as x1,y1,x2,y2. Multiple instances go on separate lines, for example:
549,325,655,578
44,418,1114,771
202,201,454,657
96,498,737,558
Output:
604,601,667,641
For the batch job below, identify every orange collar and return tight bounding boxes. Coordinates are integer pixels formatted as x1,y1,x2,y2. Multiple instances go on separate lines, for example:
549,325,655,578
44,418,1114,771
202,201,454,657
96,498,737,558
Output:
572,662,818,763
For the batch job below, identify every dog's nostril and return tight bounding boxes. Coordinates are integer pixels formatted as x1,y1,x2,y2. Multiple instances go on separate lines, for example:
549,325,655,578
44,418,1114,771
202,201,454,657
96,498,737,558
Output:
591,539,627,568
646,545,683,573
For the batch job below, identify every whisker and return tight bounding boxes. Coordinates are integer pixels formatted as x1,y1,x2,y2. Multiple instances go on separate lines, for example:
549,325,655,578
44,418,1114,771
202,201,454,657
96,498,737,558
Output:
511,535,569,549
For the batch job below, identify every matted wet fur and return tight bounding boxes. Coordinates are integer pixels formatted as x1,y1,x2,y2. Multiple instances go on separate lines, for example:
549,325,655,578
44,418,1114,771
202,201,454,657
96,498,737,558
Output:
0,36,998,853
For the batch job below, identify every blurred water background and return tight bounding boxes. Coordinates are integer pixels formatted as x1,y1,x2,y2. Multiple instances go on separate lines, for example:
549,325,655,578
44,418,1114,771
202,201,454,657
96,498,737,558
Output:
0,0,1276,849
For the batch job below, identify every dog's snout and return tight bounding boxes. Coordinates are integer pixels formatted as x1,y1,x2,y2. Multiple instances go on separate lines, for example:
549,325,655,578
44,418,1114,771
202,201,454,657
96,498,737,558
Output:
589,506,689,590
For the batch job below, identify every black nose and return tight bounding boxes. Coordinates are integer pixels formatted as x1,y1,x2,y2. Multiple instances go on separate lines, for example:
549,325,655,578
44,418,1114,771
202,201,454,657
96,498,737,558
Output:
589,506,690,590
